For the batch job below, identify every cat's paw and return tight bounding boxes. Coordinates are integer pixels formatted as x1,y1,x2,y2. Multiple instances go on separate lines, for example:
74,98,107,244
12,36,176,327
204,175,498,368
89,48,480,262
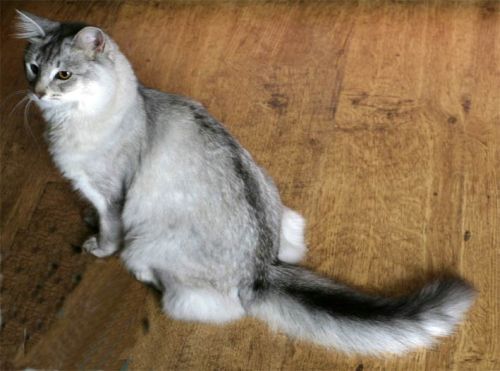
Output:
133,269,158,286
82,236,115,258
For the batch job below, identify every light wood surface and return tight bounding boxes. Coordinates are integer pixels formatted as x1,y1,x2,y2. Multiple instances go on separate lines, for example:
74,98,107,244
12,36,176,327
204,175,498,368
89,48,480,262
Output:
1,1,499,369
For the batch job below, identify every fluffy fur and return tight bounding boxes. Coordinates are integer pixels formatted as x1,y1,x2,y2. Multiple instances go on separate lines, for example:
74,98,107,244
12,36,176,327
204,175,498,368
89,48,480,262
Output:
16,10,476,355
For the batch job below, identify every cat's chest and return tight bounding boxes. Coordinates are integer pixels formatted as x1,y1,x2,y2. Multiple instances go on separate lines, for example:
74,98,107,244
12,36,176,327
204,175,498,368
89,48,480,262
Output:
48,120,117,178
50,132,113,187
51,141,102,179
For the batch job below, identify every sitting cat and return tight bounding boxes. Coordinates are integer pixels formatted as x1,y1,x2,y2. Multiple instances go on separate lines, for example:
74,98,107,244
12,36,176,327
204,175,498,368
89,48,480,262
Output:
15,10,475,355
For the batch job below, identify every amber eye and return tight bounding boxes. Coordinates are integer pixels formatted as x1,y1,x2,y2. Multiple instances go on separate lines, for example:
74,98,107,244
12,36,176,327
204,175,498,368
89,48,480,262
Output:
56,71,72,80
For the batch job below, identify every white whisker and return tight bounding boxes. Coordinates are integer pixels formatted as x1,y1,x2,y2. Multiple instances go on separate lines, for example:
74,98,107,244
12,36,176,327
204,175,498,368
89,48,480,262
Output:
0,89,29,111
5,95,29,123
24,98,40,150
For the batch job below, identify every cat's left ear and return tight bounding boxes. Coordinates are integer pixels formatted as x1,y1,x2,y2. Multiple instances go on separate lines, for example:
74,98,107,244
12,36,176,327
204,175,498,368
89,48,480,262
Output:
15,10,59,43
73,26,107,56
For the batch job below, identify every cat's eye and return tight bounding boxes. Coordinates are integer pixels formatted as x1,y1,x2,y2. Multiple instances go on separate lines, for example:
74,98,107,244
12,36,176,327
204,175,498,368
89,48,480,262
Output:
56,71,72,80
29,63,39,75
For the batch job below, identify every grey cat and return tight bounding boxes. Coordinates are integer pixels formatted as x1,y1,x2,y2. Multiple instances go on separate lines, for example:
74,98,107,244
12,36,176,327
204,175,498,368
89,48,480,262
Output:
16,10,475,355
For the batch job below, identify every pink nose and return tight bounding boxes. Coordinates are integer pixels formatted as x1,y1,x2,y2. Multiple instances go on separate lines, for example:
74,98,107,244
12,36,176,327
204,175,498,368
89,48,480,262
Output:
34,88,45,99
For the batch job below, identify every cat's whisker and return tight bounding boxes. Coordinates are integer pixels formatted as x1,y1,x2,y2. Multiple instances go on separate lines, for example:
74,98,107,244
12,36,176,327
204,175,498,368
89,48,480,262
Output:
0,89,29,111
23,98,40,150
5,95,30,124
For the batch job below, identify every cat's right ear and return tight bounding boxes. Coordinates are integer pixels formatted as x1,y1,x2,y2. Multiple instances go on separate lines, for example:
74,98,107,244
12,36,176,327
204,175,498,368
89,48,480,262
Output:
15,10,59,43
73,27,106,57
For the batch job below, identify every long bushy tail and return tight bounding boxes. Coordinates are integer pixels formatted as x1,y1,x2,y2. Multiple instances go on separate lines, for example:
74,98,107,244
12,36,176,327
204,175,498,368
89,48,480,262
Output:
249,263,475,355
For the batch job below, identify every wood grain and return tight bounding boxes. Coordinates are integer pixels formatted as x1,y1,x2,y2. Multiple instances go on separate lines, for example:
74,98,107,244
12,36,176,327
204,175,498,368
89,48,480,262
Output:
1,1,499,369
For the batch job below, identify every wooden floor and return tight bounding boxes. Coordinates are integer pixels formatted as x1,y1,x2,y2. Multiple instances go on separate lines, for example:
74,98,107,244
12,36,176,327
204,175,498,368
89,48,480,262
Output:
1,1,499,369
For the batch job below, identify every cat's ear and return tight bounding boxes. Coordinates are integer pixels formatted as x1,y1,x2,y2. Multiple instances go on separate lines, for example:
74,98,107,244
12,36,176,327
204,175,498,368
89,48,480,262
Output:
15,10,59,42
73,27,106,55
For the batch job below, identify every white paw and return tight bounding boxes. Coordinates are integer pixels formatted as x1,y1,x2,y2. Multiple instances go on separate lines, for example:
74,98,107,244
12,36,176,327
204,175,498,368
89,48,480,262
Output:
134,269,156,284
82,236,115,258
279,243,307,264
279,207,307,263
162,287,245,323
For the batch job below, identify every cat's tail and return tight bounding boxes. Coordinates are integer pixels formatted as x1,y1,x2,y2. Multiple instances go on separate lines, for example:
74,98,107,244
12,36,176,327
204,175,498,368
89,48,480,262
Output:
248,263,475,355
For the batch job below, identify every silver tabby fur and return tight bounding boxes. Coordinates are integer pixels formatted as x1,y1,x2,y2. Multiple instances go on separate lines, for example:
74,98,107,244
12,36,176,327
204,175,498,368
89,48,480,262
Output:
16,10,476,355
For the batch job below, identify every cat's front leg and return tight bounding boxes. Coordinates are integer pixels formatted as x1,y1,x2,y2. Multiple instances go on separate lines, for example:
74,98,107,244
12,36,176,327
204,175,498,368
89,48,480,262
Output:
75,176,122,257
83,205,122,258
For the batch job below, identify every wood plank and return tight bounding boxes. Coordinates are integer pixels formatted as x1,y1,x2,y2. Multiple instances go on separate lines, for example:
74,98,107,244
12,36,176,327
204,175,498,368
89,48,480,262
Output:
0,182,93,368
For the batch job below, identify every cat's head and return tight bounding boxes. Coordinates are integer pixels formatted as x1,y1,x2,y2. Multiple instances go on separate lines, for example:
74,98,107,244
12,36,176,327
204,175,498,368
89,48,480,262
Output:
16,10,121,114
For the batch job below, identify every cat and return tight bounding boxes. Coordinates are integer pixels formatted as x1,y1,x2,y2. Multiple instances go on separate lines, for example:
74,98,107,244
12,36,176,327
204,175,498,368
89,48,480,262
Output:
15,10,476,355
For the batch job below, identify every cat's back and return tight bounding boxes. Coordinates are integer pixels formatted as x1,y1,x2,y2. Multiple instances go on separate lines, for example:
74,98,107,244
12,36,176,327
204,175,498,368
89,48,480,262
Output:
128,86,249,217
138,86,205,135
137,86,248,176
122,87,274,284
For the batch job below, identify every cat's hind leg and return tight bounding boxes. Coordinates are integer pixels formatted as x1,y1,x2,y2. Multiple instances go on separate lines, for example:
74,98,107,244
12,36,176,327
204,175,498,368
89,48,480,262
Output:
124,259,162,289
133,269,161,289
162,285,245,324
278,207,307,264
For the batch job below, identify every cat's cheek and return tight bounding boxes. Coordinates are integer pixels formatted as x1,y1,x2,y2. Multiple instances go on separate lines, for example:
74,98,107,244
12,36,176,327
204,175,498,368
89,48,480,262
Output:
80,80,116,113
56,90,81,105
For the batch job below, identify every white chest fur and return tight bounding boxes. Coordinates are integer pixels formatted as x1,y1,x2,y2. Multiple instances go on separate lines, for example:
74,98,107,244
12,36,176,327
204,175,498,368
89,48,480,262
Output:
46,111,123,213
52,141,109,213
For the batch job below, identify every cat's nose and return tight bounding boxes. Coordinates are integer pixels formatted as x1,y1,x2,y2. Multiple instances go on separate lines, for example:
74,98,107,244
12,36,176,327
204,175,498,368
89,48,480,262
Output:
34,86,46,99
34,90,45,99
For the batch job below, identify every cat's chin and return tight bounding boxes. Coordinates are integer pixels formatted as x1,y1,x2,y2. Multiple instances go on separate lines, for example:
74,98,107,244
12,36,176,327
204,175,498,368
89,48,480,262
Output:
34,97,73,111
